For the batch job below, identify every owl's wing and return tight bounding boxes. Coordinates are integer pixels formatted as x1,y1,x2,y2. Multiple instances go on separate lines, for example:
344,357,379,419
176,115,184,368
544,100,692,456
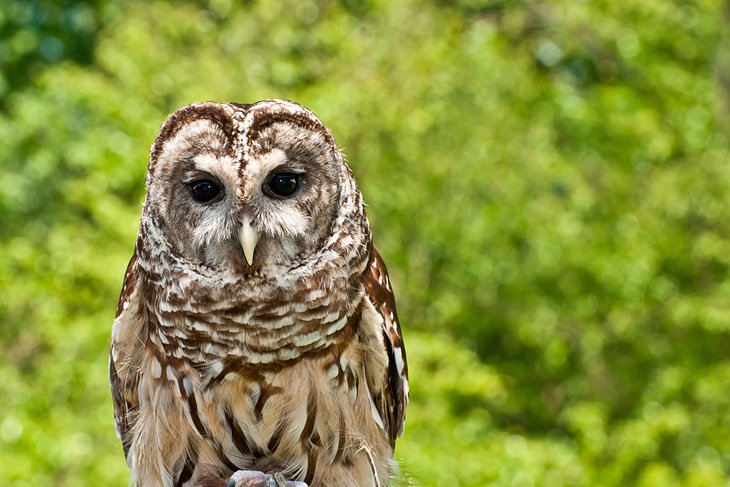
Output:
109,251,145,458
362,248,409,447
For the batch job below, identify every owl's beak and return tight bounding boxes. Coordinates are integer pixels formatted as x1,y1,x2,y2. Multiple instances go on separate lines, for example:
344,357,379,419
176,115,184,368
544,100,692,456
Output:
239,216,259,266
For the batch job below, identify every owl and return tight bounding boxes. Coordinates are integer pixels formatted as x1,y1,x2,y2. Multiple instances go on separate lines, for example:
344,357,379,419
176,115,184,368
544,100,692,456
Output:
109,100,409,487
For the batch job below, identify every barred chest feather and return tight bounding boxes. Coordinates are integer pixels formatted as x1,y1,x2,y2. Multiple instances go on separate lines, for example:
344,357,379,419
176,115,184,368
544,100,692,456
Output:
123,281,394,487
145,253,368,369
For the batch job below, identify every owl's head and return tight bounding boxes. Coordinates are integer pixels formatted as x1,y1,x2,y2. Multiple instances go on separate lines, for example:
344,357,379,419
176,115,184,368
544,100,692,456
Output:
139,100,369,278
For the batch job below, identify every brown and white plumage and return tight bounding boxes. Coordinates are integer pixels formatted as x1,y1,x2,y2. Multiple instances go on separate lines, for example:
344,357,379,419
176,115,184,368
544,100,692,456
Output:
110,100,408,487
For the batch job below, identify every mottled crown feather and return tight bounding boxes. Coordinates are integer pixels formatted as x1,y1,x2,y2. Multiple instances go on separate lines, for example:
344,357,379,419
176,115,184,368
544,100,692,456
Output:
148,102,238,173
148,100,339,174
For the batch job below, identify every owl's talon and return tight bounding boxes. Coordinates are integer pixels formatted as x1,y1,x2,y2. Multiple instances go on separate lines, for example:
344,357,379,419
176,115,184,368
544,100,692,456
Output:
276,473,289,487
227,470,268,487
227,470,307,487
265,472,306,487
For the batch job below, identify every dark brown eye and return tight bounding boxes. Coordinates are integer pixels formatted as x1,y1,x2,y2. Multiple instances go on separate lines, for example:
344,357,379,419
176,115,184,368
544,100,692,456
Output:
189,180,222,203
266,173,300,198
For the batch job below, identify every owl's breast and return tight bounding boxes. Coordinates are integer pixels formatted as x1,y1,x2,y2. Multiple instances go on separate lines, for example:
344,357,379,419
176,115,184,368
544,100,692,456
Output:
183,341,393,486
133,271,394,486
148,271,365,378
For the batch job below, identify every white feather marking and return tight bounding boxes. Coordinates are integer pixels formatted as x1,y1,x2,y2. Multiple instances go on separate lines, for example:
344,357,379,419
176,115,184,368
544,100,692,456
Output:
150,358,162,379
394,348,405,375
110,349,120,368
292,302,310,313
247,351,277,364
256,315,295,328
165,365,175,382
174,327,188,339
338,235,354,248
304,289,327,301
193,153,238,189
191,321,212,333
257,204,310,239
209,360,223,376
206,343,227,356
191,209,237,252
182,377,194,397
321,310,340,324
278,348,298,361
363,375,385,430
293,329,324,347
254,148,287,176
327,363,339,380
326,317,347,335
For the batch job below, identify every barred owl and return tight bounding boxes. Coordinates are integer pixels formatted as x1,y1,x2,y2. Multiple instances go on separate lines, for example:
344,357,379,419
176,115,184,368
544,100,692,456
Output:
109,100,409,487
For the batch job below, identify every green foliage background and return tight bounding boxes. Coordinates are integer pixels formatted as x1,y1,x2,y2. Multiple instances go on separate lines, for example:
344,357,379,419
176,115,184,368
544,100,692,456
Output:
2,0,730,485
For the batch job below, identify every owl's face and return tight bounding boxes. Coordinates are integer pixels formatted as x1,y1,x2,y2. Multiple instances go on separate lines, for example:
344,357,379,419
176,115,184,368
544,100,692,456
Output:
142,101,352,276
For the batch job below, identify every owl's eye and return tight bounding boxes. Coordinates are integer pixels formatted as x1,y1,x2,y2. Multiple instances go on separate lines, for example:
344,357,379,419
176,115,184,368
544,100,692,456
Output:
189,180,222,203
265,173,300,198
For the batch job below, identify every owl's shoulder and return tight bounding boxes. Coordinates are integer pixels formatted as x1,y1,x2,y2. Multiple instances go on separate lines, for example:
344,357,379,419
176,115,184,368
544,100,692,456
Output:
110,250,148,457
359,248,409,446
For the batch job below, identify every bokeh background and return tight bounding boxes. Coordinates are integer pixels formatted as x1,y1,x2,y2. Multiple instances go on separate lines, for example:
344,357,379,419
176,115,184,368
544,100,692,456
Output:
2,0,730,485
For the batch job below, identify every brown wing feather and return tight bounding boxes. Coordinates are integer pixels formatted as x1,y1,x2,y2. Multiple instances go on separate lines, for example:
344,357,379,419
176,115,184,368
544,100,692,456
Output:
110,251,143,458
362,248,409,447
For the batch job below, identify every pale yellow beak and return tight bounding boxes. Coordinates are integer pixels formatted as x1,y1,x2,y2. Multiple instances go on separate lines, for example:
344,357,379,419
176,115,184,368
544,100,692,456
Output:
239,216,259,266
